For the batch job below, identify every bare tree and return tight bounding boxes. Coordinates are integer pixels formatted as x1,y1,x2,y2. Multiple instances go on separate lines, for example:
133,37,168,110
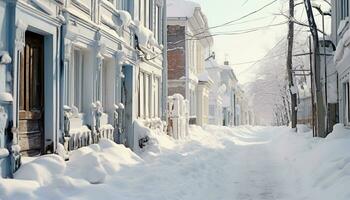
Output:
286,0,297,130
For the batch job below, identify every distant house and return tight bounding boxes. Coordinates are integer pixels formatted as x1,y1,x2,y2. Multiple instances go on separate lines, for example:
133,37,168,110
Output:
167,0,213,126
0,0,166,178
205,59,224,125
205,58,243,126
220,61,239,126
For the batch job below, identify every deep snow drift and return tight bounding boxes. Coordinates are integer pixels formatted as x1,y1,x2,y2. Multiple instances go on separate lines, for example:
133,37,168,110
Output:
1,125,350,200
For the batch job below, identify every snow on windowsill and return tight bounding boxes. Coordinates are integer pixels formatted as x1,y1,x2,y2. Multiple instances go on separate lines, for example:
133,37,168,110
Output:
0,92,13,103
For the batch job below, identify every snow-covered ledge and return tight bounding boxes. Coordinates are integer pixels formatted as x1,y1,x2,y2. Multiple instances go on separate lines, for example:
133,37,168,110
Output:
0,51,13,103
0,106,9,159
133,20,158,49
0,148,9,159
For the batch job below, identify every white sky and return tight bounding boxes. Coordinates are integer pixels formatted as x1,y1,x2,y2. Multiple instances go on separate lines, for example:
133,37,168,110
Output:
189,0,332,85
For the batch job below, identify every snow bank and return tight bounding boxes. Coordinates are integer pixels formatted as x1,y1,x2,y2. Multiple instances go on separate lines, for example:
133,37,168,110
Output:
6,138,142,189
271,125,350,200
326,123,349,139
14,154,66,185
66,139,142,184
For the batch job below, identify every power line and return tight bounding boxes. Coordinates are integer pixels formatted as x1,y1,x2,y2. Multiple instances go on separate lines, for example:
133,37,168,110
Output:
189,0,280,39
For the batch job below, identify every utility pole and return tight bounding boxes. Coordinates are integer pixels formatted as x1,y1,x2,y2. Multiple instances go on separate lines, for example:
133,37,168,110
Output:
287,0,297,130
309,36,316,137
304,0,327,138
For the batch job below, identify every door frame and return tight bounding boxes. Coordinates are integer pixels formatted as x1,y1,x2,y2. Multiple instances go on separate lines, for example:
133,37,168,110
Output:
13,17,60,154
18,31,45,155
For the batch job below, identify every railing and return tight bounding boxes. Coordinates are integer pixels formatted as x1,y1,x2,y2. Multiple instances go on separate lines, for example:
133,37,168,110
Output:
63,101,123,152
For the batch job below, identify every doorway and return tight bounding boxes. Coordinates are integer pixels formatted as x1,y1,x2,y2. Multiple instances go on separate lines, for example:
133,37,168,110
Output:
18,31,45,156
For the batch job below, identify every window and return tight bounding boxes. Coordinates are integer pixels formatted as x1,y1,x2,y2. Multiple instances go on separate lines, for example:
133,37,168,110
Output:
138,72,155,119
101,61,109,109
144,0,149,28
340,0,349,20
153,76,160,118
139,72,145,118
190,90,196,117
209,105,215,116
69,49,84,111
139,0,143,22
144,74,150,118
152,4,161,43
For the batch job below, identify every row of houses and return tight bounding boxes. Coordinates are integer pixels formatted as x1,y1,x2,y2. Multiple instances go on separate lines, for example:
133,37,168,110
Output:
166,0,254,129
0,0,253,178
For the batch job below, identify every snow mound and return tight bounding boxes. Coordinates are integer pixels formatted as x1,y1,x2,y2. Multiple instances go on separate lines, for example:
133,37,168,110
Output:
68,151,107,184
326,123,349,139
14,154,66,186
11,139,143,187
67,139,142,184
0,179,40,199
297,124,311,133
271,126,350,199
134,120,176,156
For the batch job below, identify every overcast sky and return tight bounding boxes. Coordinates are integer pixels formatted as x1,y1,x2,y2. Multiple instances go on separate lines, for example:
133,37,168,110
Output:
189,0,331,85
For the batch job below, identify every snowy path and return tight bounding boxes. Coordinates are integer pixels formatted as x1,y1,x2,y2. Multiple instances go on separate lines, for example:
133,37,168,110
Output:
227,128,292,200
2,125,350,200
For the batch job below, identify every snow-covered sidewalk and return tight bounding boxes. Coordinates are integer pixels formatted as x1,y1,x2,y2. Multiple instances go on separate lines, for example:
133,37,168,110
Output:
1,125,350,200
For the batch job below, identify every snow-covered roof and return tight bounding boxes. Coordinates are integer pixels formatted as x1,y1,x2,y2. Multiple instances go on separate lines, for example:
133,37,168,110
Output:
205,58,233,71
167,0,200,18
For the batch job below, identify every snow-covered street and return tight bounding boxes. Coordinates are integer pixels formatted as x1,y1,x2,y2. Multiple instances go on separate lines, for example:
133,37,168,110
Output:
1,125,350,200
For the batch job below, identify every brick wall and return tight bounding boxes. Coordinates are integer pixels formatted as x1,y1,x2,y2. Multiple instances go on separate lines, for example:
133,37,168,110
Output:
167,25,186,80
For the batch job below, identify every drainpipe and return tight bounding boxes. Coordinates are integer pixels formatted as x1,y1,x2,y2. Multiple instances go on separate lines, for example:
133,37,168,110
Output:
162,0,168,123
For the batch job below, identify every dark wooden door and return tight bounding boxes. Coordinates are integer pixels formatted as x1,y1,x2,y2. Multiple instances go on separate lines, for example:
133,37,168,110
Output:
18,31,45,156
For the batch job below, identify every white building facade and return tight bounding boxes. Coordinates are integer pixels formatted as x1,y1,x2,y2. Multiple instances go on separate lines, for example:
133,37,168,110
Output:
0,0,167,177
331,0,350,126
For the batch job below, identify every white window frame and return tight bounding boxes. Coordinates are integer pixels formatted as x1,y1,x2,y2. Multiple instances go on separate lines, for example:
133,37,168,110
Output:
144,73,150,118
139,72,145,118
153,76,160,118
101,60,109,110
